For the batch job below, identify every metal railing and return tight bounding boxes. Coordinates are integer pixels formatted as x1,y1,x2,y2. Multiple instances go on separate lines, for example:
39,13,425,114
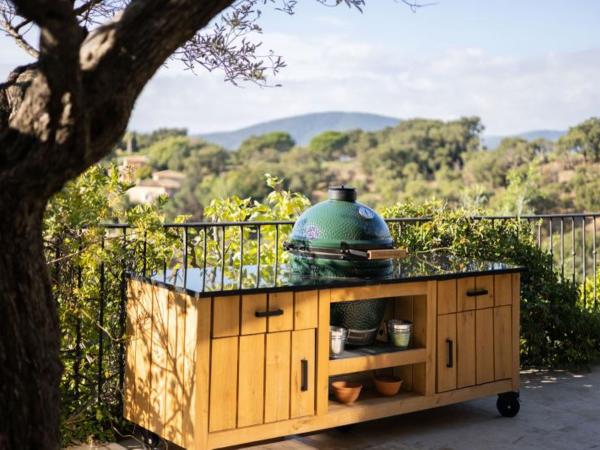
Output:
51,212,600,428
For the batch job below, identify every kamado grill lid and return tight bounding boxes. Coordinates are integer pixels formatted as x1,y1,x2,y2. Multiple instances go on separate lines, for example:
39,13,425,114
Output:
285,186,404,261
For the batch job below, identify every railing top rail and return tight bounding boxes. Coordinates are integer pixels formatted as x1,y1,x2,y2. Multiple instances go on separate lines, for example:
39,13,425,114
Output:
96,212,600,229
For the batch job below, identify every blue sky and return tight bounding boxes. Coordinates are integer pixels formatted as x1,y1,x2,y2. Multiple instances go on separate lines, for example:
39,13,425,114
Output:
1,0,599,135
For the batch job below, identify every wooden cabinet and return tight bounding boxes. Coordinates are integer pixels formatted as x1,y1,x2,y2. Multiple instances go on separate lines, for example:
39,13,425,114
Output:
208,327,316,432
437,275,515,394
125,272,521,450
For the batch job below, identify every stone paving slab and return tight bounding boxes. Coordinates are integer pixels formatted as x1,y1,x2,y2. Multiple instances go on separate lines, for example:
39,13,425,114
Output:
68,367,600,450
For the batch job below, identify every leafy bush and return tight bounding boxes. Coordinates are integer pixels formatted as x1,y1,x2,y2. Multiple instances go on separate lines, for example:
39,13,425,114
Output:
382,200,600,368
47,169,599,444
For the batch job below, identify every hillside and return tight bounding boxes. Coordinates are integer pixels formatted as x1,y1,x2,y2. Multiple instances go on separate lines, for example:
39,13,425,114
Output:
197,111,401,149
483,129,565,149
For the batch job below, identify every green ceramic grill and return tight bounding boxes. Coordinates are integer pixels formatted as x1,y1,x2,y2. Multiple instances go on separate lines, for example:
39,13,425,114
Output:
285,186,406,345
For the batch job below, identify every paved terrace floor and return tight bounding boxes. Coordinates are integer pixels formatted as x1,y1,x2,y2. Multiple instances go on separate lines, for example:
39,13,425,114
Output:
70,367,600,450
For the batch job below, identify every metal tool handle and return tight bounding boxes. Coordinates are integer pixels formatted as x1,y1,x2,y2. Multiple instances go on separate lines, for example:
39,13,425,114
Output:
366,248,408,260
255,308,284,318
301,359,308,391
446,339,454,368
466,288,489,297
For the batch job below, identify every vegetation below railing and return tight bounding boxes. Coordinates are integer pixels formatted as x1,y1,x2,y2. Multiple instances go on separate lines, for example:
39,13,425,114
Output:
45,167,600,445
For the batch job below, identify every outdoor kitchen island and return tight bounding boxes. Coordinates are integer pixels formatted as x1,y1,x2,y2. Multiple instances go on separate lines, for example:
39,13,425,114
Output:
124,253,524,450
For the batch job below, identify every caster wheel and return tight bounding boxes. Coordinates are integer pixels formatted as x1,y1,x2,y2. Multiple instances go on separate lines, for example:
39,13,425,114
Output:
497,393,520,417
140,428,161,449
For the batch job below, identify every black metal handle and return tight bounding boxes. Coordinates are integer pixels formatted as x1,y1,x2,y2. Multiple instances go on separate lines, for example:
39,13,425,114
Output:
466,288,488,297
255,308,284,318
446,339,453,368
301,359,308,391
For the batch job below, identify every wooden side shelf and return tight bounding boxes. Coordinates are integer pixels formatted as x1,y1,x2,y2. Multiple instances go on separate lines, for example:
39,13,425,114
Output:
329,346,427,376
328,390,423,414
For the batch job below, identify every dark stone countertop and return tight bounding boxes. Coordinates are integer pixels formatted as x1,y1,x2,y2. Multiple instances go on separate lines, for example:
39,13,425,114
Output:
129,252,525,298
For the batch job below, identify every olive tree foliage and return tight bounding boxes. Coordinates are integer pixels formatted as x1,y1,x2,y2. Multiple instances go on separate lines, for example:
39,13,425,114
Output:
0,0,425,448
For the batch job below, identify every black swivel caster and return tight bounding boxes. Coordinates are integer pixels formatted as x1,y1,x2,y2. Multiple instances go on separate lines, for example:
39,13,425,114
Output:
140,428,161,449
497,391,520,417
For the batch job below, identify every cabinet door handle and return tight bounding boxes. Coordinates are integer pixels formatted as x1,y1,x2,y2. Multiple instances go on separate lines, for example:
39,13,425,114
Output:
255,308,284,318
301,359,308,391
466,288,488,297
446,339,454,368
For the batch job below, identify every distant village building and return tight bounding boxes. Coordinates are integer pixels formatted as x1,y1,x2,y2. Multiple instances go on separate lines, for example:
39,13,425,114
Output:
119,155,150,182
126,169,186,204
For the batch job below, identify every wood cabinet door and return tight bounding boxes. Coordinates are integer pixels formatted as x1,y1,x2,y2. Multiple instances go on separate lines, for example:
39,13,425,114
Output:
475,308,495,384
290,329,315,418
494,306,513,380
436,314,457,392
238,334,265,428
457,310,476,388
264,331,291,423
209,337,239,432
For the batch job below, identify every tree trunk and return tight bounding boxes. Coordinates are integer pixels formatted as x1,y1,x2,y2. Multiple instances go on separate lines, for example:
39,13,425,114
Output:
0,195,62,450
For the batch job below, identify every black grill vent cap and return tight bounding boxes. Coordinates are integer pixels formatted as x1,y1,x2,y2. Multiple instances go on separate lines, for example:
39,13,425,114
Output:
328,185,357,202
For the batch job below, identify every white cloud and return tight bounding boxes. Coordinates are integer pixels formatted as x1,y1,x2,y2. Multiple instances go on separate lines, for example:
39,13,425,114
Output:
2,29,599,136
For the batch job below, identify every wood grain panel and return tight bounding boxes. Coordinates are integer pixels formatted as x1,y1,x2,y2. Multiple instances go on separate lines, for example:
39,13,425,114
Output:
212,295,239,338
316,290,330,416
494,306,512,380
330,282,427,302
475,308,494,384
512,273,521,391
437,279,457,315
294,291,318,330
163,291,185,444
265,332,291,423
436,314,457,393
183,297,211,449
150,286,169,434
132,283,154,430
475,276,494,309
291,329,315,419
238,334,265,427
268,292,294,332
457,310,475,388
209,337,239,432
495,274,512,306
241,294,267,335
457,277,476,311
124,280,140,422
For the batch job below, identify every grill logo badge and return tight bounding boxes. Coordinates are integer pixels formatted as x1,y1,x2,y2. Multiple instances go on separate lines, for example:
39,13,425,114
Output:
359,206,375,219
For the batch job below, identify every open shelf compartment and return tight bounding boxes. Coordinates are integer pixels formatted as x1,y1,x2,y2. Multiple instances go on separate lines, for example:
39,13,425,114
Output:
329,345,427,376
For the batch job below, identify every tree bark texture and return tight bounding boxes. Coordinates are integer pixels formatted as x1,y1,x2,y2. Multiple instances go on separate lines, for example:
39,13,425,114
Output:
0,1,235,448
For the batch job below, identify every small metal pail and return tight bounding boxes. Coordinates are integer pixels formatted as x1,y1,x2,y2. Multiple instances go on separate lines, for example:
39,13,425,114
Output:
387,319,412,349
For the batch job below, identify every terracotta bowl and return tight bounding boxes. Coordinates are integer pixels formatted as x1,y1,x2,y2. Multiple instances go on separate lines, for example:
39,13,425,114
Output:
331,381,363,404
373,374,403,397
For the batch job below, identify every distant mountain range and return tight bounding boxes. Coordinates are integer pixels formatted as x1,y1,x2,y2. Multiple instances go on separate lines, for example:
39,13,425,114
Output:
197,111,566,150
197,111,400,149
483,130,565,149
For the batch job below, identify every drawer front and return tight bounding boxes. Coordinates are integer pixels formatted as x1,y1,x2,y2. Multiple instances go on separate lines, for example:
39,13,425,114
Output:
268,292,294,332
212,295,240,338
457,276,494,311
241,294,268,335
437,279,457,315
213,291,316,337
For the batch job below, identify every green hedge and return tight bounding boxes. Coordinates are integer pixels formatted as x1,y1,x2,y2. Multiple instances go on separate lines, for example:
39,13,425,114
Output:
382,201,600,368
